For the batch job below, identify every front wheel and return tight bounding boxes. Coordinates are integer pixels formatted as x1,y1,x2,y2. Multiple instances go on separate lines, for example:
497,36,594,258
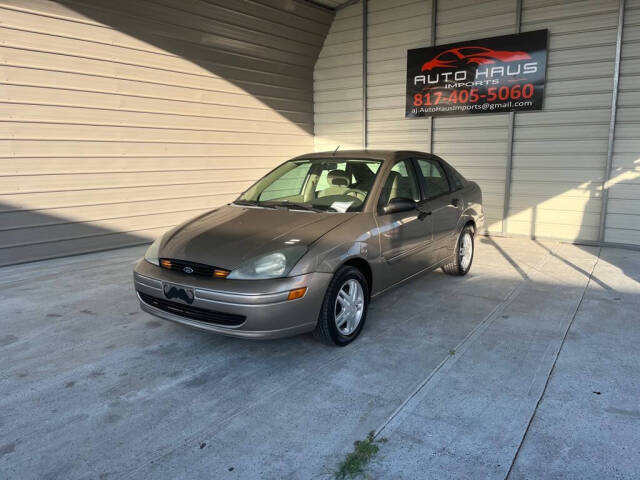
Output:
313,266,369,346
442,226,474,276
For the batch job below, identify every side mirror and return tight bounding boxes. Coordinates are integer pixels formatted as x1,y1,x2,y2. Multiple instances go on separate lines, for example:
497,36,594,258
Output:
382,197,416,215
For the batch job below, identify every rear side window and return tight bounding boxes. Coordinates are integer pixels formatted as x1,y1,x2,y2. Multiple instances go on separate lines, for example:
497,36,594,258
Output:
415,158,450,199
447,166,464,191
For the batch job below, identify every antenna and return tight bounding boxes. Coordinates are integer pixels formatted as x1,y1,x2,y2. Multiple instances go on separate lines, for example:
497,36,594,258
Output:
333,145,340,156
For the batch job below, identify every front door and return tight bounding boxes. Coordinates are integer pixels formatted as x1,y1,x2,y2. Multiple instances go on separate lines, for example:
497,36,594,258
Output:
414,157,462,262
375,159,434,288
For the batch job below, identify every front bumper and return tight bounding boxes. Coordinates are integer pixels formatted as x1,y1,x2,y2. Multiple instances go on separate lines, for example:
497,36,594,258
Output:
133,259,332,339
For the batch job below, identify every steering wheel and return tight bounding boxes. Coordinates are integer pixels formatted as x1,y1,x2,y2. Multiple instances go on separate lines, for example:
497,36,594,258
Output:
345,188,366,201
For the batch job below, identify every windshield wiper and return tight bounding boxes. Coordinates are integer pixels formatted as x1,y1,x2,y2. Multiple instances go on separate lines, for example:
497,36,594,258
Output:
232,200,275,209
267,201,322,213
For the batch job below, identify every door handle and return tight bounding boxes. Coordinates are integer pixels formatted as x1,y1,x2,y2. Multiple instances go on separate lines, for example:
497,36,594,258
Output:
450,198,461,207
418,210,432,220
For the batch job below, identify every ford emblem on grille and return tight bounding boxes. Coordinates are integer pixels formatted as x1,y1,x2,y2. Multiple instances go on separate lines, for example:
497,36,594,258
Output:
183,266,194,274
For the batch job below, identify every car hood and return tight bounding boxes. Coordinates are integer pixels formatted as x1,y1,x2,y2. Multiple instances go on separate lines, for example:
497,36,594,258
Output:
159,204,354,269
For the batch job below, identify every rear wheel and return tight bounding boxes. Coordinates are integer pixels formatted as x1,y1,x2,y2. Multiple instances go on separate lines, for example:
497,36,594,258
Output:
313,266,369,346
442,226,474,276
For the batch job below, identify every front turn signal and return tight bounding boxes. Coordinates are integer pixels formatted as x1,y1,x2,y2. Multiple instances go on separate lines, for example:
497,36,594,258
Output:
214,269,230,278
287,287,307,301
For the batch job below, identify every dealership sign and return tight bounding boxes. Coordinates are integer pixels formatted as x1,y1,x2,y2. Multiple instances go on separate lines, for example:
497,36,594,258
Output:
406,30,548,117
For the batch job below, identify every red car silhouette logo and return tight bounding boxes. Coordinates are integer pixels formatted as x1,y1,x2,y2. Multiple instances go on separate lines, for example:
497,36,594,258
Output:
421,46,531,71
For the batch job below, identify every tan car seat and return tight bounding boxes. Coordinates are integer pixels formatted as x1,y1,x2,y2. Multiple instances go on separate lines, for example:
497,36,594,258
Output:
380,171,419,205
380,171,400,205
317,170,351,198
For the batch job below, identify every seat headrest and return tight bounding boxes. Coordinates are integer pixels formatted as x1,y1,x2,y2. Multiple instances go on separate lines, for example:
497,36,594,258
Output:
327,170,350,187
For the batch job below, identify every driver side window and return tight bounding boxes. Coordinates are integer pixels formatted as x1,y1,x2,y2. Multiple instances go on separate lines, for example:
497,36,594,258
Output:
378,160,420,209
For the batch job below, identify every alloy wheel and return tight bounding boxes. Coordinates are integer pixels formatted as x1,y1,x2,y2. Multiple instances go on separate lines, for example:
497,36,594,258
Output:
334,279,364,335
459,231,473,271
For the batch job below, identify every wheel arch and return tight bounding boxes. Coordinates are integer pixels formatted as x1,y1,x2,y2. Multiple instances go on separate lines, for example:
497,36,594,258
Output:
464,218,476,234
457,207,479,233
340,257,372,295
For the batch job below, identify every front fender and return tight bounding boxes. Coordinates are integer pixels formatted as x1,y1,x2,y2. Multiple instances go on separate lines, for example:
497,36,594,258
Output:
289,240,372,277
288,213,380,277
314,241,369,274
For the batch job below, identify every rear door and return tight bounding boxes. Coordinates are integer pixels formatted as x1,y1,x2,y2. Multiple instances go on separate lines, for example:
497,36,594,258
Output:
414,157,462,262
375,159,434,287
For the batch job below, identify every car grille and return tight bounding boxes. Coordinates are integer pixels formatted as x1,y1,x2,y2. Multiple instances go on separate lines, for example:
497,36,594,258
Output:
138,292,246,326
159,258,225,277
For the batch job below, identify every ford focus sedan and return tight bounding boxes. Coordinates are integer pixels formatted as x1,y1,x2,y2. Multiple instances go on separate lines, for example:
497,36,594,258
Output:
133,150,484,346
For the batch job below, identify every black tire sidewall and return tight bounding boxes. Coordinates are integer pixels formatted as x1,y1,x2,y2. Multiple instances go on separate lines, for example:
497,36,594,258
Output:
323,267,369,346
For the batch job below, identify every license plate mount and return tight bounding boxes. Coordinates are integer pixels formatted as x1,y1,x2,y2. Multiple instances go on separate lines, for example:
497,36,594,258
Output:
162,282,195,305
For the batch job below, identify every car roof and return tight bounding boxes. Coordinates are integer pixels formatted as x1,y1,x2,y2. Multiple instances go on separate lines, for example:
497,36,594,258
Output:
292,150,439,163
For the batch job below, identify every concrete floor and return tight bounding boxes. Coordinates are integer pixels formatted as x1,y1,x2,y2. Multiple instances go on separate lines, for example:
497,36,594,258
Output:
1,237,638,479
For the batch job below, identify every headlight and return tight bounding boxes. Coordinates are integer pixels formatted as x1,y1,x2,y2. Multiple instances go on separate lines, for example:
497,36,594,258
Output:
144,236,162,266
227,247,306,280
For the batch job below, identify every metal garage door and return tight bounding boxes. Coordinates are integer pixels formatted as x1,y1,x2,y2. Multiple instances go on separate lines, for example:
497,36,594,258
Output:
0,0,332,265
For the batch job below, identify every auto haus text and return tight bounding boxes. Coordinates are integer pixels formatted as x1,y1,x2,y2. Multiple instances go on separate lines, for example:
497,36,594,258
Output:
413,61,539,88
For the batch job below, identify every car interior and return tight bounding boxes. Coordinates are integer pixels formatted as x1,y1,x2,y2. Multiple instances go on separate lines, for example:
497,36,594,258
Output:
378,161,421,207
244,157,459,213
254,160,380,211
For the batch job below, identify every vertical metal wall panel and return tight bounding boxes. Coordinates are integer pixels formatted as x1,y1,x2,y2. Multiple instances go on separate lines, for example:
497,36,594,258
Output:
0,0,332,265
508,0,620,241
314,2,364,150
432,0,517,233
366,0,431,151
427,0,437,153
605,0,640,245
502,0,523,234
310,0,639,246
362,0,368,148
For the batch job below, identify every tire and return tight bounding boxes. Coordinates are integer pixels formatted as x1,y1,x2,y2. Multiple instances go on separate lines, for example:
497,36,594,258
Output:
441,226,474,276
313,266,369,346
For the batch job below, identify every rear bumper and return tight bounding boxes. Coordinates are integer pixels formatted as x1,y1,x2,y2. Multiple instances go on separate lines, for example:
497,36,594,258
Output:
476,212,485,231
133,259,332,339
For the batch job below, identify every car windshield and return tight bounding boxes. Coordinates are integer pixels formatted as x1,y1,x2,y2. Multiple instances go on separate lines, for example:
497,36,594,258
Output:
236,158,382,213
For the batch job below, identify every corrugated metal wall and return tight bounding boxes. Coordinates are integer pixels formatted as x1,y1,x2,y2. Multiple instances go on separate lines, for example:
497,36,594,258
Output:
366,0,431,152
314,0,639,245
314,2,363,150
606,0,640,245
0,0,332,265
509,0,619,241
433,0,517,234
2,0,637,263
